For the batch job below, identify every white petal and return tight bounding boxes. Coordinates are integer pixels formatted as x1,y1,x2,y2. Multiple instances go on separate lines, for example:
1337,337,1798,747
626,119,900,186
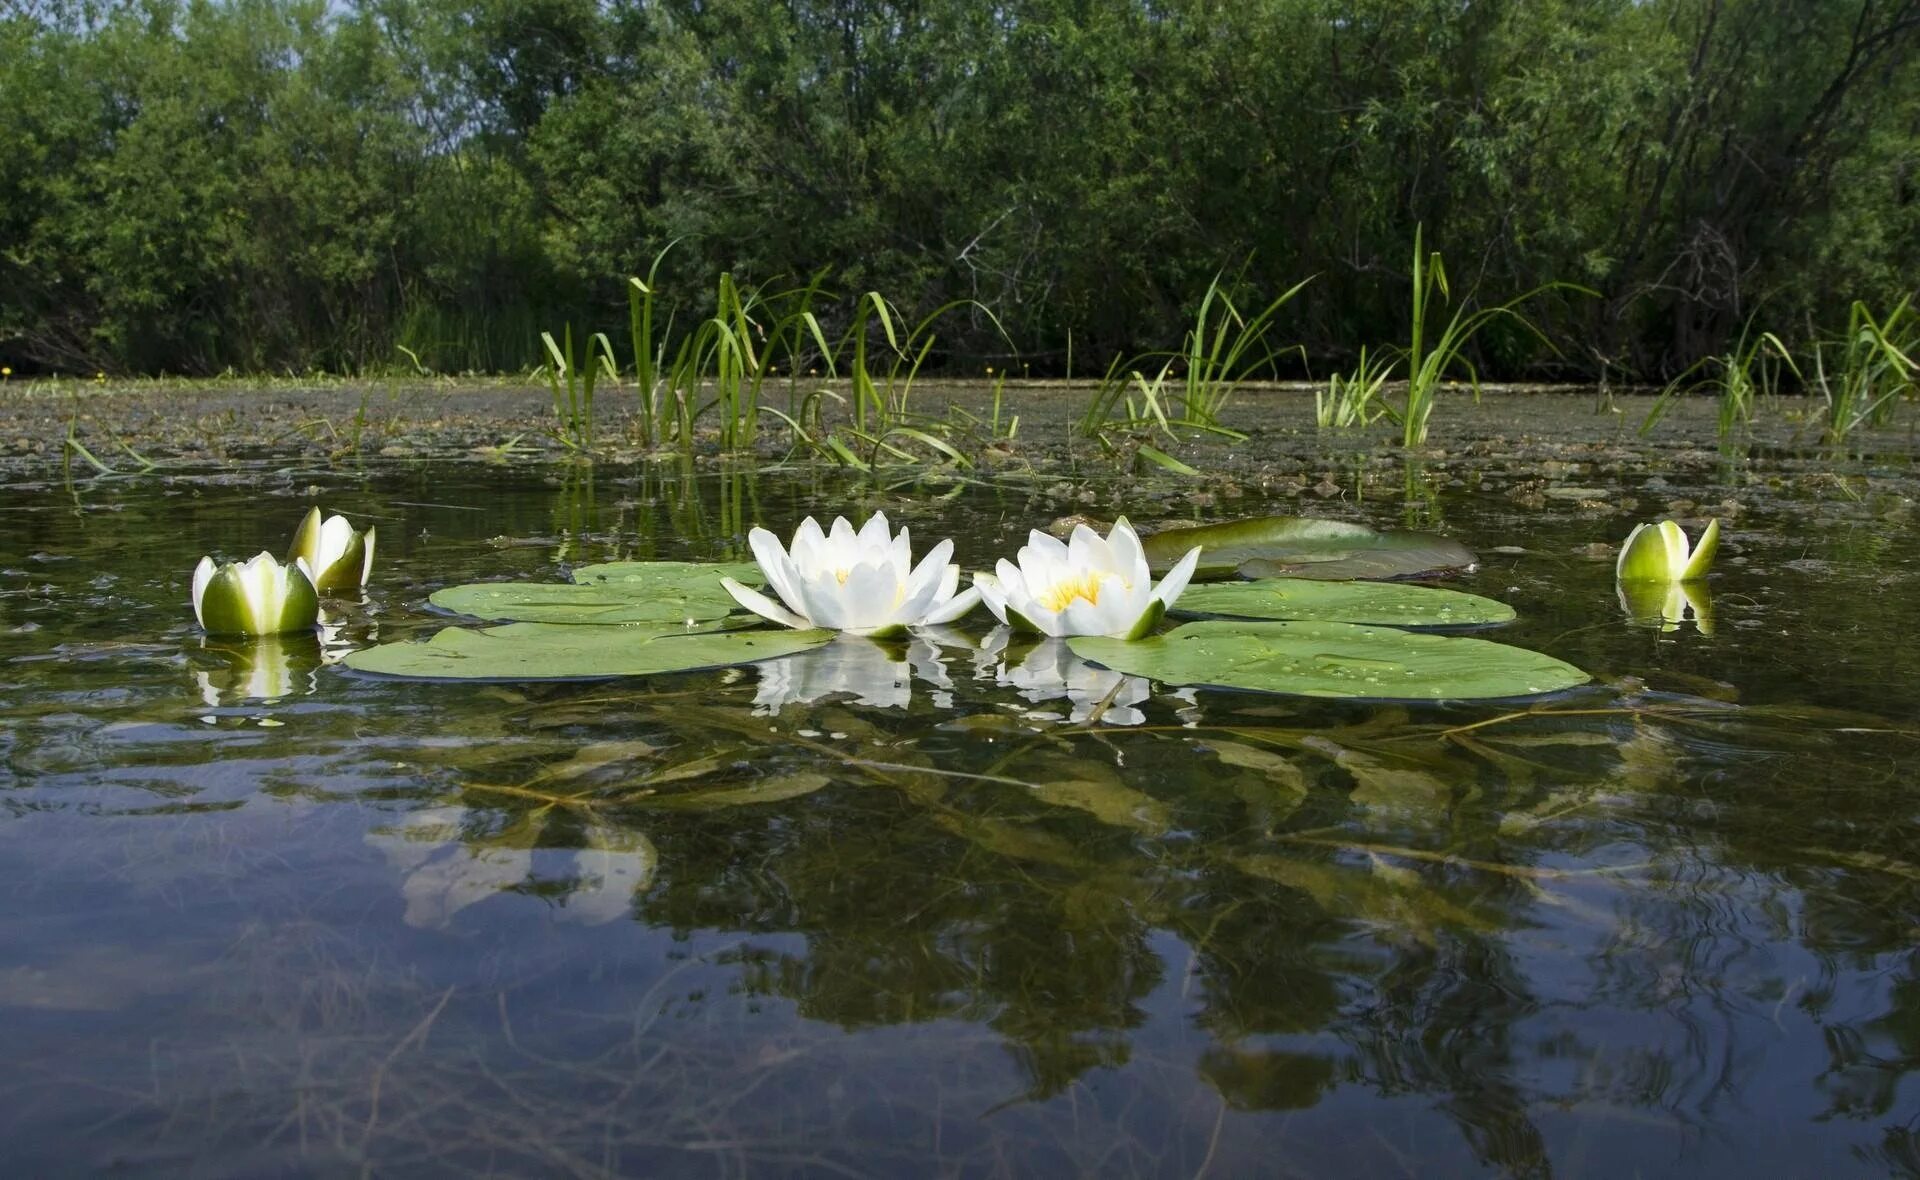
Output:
1067,523,1115,574
1109,518,1149,586
789,517,829,576
360,525,377,587
317,514,355,575
1150,545,1202,611
795,570,853,631
898,539,954,613
921,585,981,626
749,527,810,618
975,573,1010,624
722,577,810,629
838,561,904,630
191,556,216,627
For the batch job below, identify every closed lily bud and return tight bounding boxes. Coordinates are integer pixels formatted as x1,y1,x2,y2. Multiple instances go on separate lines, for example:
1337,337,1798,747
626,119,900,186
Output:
288,507,376,594
1616,519,1718,584
191,553,320,636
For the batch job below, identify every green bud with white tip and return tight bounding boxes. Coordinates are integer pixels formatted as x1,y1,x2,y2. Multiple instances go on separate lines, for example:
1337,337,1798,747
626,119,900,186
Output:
1616,519,1718,584
191,552,320,636
288,507,376,594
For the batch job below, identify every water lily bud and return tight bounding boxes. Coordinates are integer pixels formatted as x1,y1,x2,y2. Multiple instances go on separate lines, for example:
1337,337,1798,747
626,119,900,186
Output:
721,512,980,638
975,516,1200,639
288,507,376,594
1616,519,1718,584
191,552,320,636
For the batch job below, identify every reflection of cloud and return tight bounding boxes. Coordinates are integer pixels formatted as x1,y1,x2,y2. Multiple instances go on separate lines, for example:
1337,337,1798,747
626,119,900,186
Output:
752,635,952,713
366,807,656,929
1617,579,1714,635
982,630,1152,726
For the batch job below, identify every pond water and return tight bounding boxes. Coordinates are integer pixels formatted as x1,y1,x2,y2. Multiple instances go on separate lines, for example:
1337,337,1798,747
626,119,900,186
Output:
3,407,1919,1176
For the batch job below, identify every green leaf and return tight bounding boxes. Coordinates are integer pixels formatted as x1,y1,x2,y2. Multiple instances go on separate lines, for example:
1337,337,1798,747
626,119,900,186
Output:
569,559,762,588
432,560,760,625
342,622,833,681
629,771,832,810
1139,516,1476,581
1068,620,1586,700
1174,577,1514,626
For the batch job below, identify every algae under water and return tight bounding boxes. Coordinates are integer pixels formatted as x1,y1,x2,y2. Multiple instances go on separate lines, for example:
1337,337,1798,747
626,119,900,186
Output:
3,391,1920,1176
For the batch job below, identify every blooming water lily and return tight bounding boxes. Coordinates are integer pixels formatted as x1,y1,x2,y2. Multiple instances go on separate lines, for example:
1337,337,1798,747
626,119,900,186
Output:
722,513,980,638
289,507,376,594
191,552,320,636
1616,518,1718,584
976,517,1200,639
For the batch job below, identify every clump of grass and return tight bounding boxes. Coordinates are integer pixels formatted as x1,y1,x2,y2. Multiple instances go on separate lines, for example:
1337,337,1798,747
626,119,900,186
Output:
1813,297,1917,443
539,325,617,452
1316,345,1393,429
1639,316,1796,440
1389,226,1579,448
1174,273,1311,428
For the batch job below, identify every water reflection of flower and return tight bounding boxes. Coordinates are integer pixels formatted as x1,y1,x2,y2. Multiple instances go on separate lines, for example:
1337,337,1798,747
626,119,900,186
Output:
981,630,1153,726
192,623,358,707
752,634,953,713
1616,579,1714,635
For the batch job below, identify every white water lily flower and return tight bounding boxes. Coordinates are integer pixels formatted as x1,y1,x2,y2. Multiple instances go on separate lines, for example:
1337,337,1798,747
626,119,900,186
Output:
721,513,980,638
288,507,376,594
1616,518,1718,584
976,516,1200,639
191,552,320,636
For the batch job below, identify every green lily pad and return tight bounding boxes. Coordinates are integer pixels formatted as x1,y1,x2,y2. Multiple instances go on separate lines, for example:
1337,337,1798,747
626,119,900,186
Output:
1140,516,1476,581
570,559,762,588
1068,620,1586,701
342,621,832,681
1174,578,1515,627
432,560,759,625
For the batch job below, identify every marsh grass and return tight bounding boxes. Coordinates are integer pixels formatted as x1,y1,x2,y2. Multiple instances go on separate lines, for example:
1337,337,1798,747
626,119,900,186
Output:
1640,316,1797,439
1813,297,1918,443
1389,226,1578,448
539,326,617,451
1316,345,1394,429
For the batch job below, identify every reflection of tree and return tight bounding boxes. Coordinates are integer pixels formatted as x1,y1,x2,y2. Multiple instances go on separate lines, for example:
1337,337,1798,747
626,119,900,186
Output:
367,670,1920,1173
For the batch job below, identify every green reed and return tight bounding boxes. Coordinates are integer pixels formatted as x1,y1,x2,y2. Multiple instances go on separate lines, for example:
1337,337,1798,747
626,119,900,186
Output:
1316,344,1394,429
1393,225,1577,447
1176,272,1311,428
539,325,617,451
1640,316,1796,440
1813,297,1917,443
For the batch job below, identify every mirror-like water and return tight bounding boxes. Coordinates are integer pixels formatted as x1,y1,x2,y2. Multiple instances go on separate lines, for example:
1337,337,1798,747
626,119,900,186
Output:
3,400,1919,1177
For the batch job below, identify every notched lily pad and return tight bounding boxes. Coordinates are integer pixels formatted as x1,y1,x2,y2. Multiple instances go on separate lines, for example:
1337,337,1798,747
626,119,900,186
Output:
342,621,833,681
431,561,759,624
1068,620,1587,701
1174,577,1514,627
1141,516,1476,581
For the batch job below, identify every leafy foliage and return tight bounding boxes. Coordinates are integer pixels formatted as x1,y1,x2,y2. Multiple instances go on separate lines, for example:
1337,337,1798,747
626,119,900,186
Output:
3,0,1918,379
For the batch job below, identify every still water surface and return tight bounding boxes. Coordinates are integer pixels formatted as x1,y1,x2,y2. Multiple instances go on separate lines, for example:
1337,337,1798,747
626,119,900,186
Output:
3,447,1918,1176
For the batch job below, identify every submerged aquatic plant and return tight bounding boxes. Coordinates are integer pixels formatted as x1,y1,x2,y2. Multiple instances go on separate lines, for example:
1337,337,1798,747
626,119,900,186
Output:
288,507,375,594
976,518,1200,639
722,513,980,638
191,552,320,636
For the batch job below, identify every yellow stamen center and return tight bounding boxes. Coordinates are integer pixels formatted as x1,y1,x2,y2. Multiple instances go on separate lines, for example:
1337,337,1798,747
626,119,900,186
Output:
1036,571,1102,612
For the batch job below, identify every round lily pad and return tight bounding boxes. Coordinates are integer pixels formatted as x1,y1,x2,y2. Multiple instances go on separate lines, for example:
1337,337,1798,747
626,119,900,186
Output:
1173,578,1515,627
431,559,760,625
1140,516,1476,581
1068,620,1586,701
342,621,832,680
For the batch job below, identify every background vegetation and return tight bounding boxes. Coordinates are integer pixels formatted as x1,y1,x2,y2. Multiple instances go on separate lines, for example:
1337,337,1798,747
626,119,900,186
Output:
4,0,1918,381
